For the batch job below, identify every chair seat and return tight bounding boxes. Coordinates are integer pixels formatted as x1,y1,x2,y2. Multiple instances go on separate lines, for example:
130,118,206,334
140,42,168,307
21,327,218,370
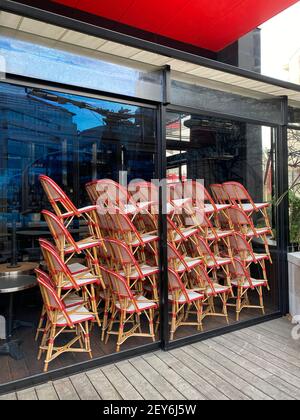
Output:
63,293,84,308
206,229,232,240
116,295,158,314
204,204,231,213
239,203,269,212
206,283,231,296
62,272,100,290
245,228,271,238
130,234,159,247
239,253,268,263
231,278,267,289
169,290,204,304
172,198,192,208
64,237,102,254
61,205,97,218
68,262,89,275
172,227,199,243
56,305,95,327
119,264,159,279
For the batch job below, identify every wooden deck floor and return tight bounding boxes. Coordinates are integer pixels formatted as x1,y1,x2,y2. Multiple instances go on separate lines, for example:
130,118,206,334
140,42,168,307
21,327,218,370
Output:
1,317,300,400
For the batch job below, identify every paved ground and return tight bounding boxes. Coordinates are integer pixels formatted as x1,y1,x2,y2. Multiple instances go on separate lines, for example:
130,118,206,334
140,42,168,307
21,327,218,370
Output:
1,317,300,400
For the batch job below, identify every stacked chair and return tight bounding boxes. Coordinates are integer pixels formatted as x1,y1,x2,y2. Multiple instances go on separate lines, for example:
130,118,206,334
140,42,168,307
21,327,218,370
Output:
35,175,273,371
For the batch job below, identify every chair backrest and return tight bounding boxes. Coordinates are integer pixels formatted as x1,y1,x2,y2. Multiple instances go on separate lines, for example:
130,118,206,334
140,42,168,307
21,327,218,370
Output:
103,238,143,278
41,210,79,254
100,266,138,312
39,175,78,217
222,182,254,205
86,179,135,211
115,212,143,245
210,184,230,204
129,181,159,204
228,258,254,288
182,180,216,211
191,264,215,292
226,207,255,233
39,238,79,290
228,232,256,261
194,235,219,266
167,217,185,242
167,242,189,271
168,268,190,303
35,268,73,327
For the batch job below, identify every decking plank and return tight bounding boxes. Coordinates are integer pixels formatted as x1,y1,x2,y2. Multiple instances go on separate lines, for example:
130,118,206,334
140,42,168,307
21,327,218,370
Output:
86,368,121,400
131,356,185,400
142,352,205,400
234,330,300,378
191,342,272,400
17,388,38,400
228,331,300,390
209,336,294,400
101,364,143,400
154,350,229,400
116,360,164,400
35,383,59,400
69,373,100,400
172,347,250,400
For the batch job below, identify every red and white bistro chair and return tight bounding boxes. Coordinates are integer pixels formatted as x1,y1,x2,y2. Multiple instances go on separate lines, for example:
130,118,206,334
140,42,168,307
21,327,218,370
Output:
222,181,271,229
35,269,95,372
167,242,203,281
41,210,106,282
189,235,233,295
104,267,158,352
228,258,268,321
189,265,231,323
86,179,153,221
210,183,231,205
34,267,84,342
104,238,159,301
167,216,199,250
168,268,205,340
39,175,102,239
181,180,231,224
39,239,103,326
228,232,270,289
108,212,159,263
226,206,273,261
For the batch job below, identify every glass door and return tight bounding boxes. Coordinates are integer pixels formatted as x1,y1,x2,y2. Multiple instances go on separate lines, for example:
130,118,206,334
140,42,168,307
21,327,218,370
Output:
165,110,280,342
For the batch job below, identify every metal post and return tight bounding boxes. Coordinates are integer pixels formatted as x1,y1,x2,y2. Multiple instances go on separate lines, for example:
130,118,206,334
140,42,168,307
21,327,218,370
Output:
276,96,289,315
158,66,170,350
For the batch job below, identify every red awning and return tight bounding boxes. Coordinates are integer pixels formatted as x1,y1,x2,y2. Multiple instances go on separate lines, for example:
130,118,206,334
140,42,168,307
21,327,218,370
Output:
51,0,298,51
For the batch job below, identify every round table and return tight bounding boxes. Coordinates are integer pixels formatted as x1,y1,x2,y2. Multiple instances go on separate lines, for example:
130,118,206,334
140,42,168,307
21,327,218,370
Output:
0,275,37,360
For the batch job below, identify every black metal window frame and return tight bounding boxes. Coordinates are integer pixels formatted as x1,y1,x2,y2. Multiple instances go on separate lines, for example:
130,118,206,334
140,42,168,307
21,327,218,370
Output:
0,1,291,394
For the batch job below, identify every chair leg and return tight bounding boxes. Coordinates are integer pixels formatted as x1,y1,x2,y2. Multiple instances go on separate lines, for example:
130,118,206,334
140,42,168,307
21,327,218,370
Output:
116,311,125,353
258,286,265,315
222,293,229,324
236,288,242,322
90,285,101,327
196,301,203,332
170,303,176,341
44,324,56,373
84,321,93,359
149,309,155,342
38,319,50,360
101,299,110,342
35,306,46,341
105,308,117,345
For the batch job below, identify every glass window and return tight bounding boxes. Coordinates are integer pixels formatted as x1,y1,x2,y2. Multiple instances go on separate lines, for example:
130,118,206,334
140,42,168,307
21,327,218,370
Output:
0,81,158,385
166,111,279,341
0,32,163,102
